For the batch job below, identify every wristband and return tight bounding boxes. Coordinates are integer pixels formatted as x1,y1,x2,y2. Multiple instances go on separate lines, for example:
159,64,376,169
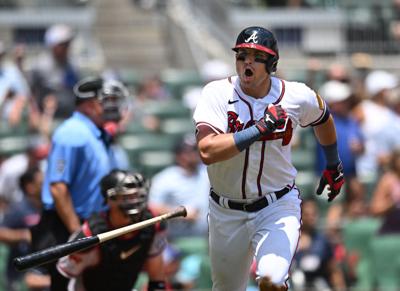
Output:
233,125,262,152
321,142,340,167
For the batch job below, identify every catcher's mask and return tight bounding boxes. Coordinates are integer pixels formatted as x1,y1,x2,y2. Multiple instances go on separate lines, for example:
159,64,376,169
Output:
232,26,279,74
100,170,149,220
100,80,129,122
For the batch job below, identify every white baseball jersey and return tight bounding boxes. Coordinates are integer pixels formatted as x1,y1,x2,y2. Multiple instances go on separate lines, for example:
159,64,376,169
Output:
193,76,327,201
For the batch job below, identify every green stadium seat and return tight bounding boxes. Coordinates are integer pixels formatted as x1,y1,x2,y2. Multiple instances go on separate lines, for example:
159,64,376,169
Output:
173,236,212,290
120,133,177,171
143,100,192,120
343,217,382,291
295,170,316,198
120,133,177,152
123,121,152,135
159,117,195,137
118,69,142,88
0,243,9,291
137,150,174,178
370,235,400,290
0,136,29,157
161,69,202,99
173,236,209,257
292,149,315,172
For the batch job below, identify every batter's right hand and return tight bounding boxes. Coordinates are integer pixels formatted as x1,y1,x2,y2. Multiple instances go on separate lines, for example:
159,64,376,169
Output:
255,104,287,135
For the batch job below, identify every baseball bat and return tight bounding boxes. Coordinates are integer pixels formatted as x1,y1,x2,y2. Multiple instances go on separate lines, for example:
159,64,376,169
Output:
13,206,187,271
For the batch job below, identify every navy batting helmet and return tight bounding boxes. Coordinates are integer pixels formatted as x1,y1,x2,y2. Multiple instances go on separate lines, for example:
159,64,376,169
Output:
232,26,279,74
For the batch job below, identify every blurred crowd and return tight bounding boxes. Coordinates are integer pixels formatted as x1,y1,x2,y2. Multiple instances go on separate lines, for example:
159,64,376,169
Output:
0,20,399,291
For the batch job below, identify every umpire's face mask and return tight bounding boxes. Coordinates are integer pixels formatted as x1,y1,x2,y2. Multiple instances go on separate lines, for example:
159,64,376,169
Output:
101,95,124,122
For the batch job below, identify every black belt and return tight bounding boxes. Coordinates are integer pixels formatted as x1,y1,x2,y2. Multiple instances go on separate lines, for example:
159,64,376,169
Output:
210,184,294,212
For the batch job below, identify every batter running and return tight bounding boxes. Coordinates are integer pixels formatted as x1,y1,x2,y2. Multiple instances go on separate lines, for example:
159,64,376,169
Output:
193,26,345,291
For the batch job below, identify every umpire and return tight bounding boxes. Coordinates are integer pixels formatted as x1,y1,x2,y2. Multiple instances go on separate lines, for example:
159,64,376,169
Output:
31,77,119,290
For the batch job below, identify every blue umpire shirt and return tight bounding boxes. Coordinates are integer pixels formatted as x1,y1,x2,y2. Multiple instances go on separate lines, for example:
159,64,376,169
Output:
42,111,116,219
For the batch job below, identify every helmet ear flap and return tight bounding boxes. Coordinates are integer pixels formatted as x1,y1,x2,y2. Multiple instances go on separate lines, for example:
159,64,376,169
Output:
265,56,278,74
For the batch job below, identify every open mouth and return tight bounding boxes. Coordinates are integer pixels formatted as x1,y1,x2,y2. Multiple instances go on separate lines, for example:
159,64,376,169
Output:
244,68,253,77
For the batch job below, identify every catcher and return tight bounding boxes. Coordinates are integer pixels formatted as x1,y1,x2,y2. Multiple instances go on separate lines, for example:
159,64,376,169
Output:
56,169,169,291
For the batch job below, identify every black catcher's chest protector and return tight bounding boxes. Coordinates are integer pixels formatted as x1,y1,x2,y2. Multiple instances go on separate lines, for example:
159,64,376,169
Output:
81,210,159,291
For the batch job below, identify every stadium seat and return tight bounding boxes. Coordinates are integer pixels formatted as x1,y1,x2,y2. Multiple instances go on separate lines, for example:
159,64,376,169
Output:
120,133,177,152
159,117,195,137
143,100,192,120
118,68,142,88
173,236,209,257
343,217,382,291
137,150,174,178
0,243,8,291
292,149,315,172
0,136,29,157
120,133,177,174
161,69,202,100
370,235,400,290
123,121,152,135
173,236,212,289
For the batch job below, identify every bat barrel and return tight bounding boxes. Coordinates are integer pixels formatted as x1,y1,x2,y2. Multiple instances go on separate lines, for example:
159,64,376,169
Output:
13,236,99,271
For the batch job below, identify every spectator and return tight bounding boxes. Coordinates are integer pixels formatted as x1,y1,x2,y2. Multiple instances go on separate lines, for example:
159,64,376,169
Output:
370,148,400,234
124,75,172,132
32,77,119,290
29,24,80,121
389,0,400,43
353,70,400,183
56,169,168,291
0,167,49,291
0,135,49,205
291,199,346,290
317,80,364,201
0,41,31,128
149,134,209,240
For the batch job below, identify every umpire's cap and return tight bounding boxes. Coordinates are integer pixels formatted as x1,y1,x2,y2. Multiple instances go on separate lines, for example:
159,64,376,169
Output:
73,76,103,100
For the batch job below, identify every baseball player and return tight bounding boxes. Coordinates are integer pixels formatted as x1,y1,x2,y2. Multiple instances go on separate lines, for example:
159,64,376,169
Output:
57,169,168,291
193,26,344,291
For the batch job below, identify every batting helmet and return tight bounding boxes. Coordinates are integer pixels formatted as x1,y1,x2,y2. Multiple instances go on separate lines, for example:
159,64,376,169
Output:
232,26,279,74
100,170,149,219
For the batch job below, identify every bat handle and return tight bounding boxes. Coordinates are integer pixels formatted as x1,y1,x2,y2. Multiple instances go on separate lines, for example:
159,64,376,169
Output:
13,236,99,271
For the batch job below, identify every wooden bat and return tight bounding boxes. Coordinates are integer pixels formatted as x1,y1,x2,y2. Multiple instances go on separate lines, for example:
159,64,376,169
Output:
13,206,187,271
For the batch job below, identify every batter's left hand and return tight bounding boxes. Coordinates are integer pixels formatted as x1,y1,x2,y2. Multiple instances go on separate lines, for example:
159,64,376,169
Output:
316,161,345,202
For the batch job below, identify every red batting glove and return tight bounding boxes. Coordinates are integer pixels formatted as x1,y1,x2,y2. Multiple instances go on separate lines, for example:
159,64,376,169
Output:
255,104,287,135
316,161,345,202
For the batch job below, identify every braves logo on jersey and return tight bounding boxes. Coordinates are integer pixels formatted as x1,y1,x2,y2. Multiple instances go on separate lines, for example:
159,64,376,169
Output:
227,110,293,146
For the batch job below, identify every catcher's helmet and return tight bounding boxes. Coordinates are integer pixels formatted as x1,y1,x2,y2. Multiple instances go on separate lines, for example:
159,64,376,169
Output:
100,80,129,122
100,170,149,219
232,26,279,74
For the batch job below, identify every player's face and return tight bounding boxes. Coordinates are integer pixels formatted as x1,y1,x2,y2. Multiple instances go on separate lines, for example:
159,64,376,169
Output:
86,99,105,127
235,48,270,97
